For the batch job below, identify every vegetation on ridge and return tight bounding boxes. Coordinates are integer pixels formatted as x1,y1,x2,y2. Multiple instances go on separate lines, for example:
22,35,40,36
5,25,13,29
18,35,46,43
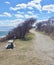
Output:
36,17,54,39
0,18,36,42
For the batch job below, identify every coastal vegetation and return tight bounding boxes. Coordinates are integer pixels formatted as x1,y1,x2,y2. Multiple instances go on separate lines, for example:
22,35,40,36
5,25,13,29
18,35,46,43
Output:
0,18,36,42
36,17,54,39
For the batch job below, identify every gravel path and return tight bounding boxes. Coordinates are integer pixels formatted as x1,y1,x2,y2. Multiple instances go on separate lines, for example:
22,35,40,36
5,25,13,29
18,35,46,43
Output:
31,29,54,65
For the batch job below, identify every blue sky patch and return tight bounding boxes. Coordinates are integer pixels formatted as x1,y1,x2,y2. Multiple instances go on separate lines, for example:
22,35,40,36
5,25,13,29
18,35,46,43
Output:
0,0,54,27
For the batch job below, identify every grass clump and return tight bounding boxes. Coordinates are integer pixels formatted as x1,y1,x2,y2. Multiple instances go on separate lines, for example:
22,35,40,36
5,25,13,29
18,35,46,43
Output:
21,32,34,41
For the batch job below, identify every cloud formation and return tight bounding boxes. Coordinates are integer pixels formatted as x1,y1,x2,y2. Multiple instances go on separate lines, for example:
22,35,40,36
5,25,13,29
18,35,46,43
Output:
0,19,23,27
3,12,12,17
5,1,10,4
0,0,54,28
15,14,24,18
10,0,42,11
42,4,54,13
0,12,12,17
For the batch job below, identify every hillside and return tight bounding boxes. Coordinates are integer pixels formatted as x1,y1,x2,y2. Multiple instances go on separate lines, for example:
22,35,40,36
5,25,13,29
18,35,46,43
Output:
0,29,54,65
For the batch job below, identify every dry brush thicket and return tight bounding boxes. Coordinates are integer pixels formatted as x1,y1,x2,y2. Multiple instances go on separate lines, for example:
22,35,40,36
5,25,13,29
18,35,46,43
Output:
36,17,54,39
0,18,36,42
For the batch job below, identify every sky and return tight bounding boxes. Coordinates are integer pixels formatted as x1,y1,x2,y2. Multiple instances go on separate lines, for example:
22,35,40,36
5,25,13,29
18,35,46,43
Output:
0,0,54,27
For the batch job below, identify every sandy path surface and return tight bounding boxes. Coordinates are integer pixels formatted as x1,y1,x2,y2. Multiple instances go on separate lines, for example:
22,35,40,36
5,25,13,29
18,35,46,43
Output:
30,29,54,65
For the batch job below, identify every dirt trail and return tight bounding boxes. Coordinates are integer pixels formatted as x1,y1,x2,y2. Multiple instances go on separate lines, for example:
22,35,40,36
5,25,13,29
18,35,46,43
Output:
30,29,54,65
